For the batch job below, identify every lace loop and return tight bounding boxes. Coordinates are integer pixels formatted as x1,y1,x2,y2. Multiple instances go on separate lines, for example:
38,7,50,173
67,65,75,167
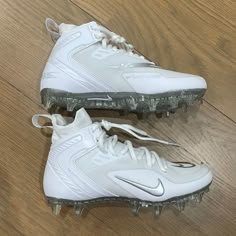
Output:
101,120,179,146
92,120,179,171
92,25,144,58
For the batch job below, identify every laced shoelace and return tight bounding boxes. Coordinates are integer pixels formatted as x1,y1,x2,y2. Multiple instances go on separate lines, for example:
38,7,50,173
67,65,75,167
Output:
92,25,145,59
92,120,179,172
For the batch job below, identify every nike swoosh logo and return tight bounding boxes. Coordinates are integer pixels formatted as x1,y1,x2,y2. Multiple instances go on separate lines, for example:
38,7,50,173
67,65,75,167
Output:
108,63,160,69
116,176,164,197
171,162,196,168
87,95,112,101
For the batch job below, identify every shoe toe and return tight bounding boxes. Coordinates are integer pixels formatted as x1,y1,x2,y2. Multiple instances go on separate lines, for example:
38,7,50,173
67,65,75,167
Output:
124,69,207,94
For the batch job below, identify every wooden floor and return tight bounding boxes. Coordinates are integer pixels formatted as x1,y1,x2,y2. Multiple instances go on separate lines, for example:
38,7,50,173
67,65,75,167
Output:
0,0,235,235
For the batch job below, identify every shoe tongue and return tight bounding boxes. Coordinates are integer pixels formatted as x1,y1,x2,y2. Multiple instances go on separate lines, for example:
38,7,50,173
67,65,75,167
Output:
59,21,97,35
51,108,92,143
73,108,92,129
59,23,77,34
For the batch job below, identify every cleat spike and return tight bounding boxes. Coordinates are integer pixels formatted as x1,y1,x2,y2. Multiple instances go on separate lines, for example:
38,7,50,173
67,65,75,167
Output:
178,101,188,113
181,103,188,113
131,206,140,216
44,97,53,109
196,196,201,203
54,106,61,113
189,194,195,201
153,205,162,217
141,202,149,208
137,102,149,118
196,192,204,203
200,191,204,199
176,200,185,211
51,204,61,216
162,111,170,118
205,187,210,193
74,205,84,216
67,102,76,112
182,197,189,205
130,201,140,216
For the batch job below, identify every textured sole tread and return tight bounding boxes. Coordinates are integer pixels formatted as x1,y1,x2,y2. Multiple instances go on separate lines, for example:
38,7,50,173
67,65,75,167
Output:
47,182,211,217
41,88,205,114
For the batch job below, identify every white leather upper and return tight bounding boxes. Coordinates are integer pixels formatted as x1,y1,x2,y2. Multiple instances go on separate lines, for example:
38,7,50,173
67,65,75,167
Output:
41,20,207,94
41,109,212,201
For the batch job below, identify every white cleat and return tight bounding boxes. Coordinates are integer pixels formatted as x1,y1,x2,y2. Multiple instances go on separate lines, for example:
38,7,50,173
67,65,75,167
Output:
40,18,207,114
32,108,212,216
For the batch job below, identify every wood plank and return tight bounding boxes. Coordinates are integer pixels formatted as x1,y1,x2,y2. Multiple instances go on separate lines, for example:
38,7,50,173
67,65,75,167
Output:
0,0,93,104
72,0,236,121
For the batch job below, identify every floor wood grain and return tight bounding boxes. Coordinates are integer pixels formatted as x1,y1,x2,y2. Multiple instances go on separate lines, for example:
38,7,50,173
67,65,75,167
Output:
0,0,235,235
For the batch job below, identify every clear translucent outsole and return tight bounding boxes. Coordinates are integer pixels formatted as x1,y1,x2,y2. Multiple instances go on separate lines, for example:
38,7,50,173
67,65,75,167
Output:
41,88,206,115
47,182,211,217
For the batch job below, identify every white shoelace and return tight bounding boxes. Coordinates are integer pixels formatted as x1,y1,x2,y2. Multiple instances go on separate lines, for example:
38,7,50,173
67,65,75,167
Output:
92,120,179,172
92,25,145,59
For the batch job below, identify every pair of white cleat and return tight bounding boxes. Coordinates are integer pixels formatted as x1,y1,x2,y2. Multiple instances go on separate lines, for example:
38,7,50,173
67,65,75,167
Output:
33,19,212,217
